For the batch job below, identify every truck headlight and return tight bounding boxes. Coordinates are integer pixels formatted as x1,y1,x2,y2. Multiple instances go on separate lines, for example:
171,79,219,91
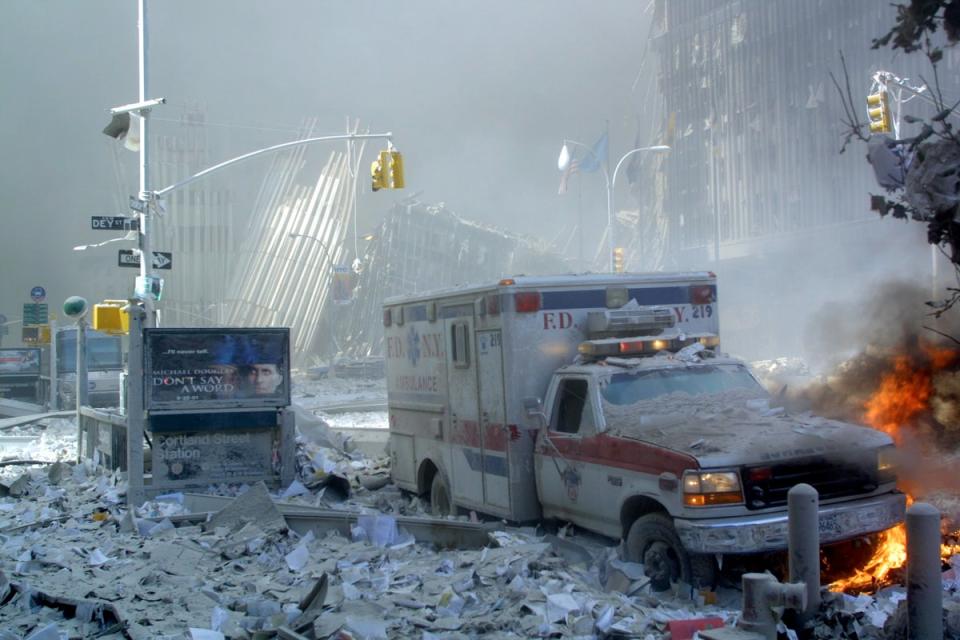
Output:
682,470,743,506
877,446,897,483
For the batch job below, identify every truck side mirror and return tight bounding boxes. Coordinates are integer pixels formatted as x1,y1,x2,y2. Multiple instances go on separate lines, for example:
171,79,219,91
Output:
523,397,547,426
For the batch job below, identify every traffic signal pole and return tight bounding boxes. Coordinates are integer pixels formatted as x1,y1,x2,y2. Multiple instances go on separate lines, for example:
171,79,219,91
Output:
137,0,155,327
127,3,394,323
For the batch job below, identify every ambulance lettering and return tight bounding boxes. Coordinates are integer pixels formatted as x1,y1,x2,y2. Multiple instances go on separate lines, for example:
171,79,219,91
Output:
420,332,445,359
542,311,574,330
386,335,404,359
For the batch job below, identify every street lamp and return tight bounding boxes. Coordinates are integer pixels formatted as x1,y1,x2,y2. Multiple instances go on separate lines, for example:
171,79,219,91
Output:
73,232,137,252
288,232,334,263
103,2,396,327
558,141,670,272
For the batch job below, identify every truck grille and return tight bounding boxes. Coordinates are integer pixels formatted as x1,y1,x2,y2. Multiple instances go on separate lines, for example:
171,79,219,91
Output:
742,453,878,510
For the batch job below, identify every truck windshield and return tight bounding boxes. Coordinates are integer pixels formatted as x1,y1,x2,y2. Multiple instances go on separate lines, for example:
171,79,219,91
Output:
601,364,764,405
57,333,123,373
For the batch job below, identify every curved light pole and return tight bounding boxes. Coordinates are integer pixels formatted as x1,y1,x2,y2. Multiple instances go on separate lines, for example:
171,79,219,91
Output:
288,232,334,263
612,145,670,272
559,141,670,271
287,233,343,356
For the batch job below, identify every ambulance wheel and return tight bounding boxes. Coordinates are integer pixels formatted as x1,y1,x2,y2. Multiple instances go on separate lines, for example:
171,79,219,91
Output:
430,472,453,517
625,513,717,590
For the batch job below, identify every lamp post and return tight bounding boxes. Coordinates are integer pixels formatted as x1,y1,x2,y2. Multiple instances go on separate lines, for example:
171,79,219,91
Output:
288,232,334,263
106,2,395,326
288,233,342,357
558,141,670,272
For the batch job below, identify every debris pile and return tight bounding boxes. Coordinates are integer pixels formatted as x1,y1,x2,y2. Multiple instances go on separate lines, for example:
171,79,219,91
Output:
0,464,744,638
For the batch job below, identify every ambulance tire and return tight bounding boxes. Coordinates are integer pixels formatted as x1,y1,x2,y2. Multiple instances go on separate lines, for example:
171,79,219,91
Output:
625,513,717,590
430,472,453,517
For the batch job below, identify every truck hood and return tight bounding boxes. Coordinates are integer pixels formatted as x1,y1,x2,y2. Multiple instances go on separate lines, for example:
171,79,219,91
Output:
602,390,892,467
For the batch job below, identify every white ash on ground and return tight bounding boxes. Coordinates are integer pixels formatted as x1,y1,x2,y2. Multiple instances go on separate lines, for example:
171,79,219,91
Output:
0,467,743,639
3,374,960,638
291,374,386,413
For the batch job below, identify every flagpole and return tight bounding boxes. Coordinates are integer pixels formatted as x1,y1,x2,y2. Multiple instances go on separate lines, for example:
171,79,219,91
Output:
577,175,583,270
605,121,611,272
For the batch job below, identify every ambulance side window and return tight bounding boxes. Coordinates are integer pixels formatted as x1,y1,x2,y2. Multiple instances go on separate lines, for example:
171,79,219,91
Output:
554,379,594,434
451,322,470,368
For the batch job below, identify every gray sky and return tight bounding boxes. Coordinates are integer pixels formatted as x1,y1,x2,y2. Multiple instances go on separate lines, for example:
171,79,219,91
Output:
1,1,651,323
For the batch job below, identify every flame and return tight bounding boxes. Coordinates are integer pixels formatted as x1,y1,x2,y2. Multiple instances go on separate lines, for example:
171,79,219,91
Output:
829,344,960,593
862,355,931,445
829,524,907,592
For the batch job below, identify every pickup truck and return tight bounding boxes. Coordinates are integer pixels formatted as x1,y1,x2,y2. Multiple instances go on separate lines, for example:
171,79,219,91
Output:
384,273,904,588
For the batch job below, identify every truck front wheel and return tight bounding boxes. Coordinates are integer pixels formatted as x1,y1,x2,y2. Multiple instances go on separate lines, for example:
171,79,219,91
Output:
430,472,453,517
625,513,717,591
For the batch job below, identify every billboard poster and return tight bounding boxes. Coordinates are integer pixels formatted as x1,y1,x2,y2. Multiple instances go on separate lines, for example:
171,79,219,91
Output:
152,429,278,488
144,328,290,410
0,348,41,376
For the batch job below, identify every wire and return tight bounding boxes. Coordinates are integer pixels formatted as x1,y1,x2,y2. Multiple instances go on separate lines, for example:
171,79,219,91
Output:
151,116,303,135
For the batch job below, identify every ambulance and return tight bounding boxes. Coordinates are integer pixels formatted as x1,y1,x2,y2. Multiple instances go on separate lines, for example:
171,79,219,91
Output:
384,273,904,587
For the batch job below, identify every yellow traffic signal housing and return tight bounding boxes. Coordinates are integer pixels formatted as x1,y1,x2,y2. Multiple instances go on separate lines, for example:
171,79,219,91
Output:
371,151,389,191
22,325,50,345
613,247,625,273
92,301,130,335
867,91,891,134
389,151,405,189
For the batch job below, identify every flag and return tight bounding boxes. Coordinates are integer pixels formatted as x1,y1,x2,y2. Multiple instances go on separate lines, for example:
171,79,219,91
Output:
558,158,579,195
577,131,608,173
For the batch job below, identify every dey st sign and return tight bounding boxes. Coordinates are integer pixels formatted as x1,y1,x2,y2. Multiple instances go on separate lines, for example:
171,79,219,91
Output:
91,216,140,231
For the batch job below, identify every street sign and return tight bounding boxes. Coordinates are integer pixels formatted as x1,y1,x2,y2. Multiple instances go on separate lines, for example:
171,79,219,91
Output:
30,286,46,302
91,216,139,231
129,195,147,213
118,249,173,270
22,303,48,325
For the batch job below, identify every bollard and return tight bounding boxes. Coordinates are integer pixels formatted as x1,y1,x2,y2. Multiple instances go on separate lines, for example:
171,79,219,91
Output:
906,502,942,639
738,573,807,639
788,483,820,622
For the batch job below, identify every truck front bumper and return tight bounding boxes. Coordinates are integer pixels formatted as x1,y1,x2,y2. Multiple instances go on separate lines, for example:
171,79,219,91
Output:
674,492,905,554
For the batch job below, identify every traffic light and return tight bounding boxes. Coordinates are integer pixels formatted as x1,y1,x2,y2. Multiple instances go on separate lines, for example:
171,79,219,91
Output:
371,151,389,191
388,150,405,189
613,247,625,273
867,90,891,134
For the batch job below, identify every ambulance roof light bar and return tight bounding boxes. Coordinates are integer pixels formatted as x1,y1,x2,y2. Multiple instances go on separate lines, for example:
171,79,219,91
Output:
585,307,675,339
578,334,720,361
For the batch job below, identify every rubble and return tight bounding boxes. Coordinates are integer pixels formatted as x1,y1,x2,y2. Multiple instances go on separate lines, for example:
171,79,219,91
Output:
1,373,959,638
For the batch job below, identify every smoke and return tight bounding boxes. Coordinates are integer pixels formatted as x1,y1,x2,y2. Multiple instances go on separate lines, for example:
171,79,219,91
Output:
771,280,960,515
801,280,950,369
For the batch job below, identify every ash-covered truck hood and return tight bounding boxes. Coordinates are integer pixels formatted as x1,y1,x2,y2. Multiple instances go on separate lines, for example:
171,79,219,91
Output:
602,391,892,468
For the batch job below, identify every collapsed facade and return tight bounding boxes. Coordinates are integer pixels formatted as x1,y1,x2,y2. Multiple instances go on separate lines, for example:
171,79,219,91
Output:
333,199,569,360
624,0,960,359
